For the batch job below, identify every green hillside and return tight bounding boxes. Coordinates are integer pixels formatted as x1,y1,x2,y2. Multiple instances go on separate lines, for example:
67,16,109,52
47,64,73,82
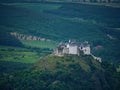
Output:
33,55,102,72
0,3,108,41
0,45,53,74
0,55,120,90
0,2,120,63
31,55,120,90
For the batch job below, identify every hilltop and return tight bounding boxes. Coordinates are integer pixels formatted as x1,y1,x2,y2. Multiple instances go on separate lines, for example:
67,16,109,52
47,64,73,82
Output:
32,55,102,72
29,55,114,90
0,54,120,90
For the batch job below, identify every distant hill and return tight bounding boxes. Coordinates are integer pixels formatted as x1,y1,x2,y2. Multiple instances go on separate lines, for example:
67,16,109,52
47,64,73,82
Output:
0,0,119,3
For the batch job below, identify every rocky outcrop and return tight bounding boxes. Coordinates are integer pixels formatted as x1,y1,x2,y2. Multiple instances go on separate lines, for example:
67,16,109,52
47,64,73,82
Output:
10,32,51,41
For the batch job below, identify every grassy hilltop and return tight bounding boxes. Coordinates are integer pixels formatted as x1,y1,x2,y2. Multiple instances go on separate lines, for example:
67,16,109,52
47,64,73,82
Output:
33,55,102,72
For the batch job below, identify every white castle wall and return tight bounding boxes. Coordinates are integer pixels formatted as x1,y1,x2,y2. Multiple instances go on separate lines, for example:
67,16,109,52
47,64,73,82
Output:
82,46,91,55
69,45,78,55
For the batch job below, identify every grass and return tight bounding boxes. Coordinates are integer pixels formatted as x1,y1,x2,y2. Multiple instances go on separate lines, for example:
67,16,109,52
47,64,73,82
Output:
33,55,102,72
0,46,40,63
21,40,58,49
0,45,41,73
117,65,120,72
2,3,61,12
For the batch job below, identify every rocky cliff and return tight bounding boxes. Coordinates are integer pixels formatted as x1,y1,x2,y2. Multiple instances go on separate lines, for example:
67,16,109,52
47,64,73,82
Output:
10,32,51,41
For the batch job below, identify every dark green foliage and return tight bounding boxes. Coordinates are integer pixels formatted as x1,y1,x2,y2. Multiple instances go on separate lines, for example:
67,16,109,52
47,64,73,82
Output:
0,71,53,90
102,61,120,90
0,61,32,73
1,3,120,41
46,3,120,28
0,31,23,47
31,55,110,90
0,55,120,90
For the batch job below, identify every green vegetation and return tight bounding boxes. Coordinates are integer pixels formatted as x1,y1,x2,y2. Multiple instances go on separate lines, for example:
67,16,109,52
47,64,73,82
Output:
0,46,39,63
37,55,104,73
0,45,52,73
0,2,120,63
11,3,61,12
0,2,120,90
0,30,23,47
21,40,57,49
0,55,120,90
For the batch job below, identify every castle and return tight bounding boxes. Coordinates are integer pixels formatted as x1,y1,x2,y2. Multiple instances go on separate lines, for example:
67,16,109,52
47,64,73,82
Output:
54,40,102,62
54,40,90,56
